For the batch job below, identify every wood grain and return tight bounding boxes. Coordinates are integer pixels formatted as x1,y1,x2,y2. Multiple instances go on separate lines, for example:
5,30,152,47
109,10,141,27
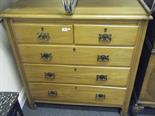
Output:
120,21,148,116
12,23,73,44
1,0,150,20
74,24,139,46
24,64,130,87
3,19,35,108
18,45,134,67
1,0,150,115
29,83,126,106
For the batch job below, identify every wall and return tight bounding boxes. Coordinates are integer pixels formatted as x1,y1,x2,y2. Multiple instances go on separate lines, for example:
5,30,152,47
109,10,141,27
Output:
0,0,26,108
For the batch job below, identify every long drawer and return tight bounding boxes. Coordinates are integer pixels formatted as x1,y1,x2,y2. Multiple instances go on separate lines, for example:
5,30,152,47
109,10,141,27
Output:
74,24,139,46
29,83,126,106
12,23,73,44
18,45,134,66
24,64,130,87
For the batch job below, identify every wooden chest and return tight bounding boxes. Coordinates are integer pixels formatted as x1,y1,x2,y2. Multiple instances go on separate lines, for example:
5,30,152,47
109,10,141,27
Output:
0,0,151,115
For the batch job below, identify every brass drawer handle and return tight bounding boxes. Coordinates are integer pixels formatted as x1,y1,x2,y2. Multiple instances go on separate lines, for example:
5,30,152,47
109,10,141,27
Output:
98,33,112,42
40,53,52,61
48,90,57,97
37,31,50,41
96,93,106,100
96,75,107,81
97,55,109,62
44,72,55,80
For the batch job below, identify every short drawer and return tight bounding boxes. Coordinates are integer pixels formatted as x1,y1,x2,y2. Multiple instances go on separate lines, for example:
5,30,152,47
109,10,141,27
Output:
18,45,134,67
24,64,130,87
12,23,73,44
74,24,139,46
29,83,126,106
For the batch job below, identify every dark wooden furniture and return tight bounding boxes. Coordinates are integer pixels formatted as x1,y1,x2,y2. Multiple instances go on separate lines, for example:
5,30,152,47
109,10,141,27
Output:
132,0,155,115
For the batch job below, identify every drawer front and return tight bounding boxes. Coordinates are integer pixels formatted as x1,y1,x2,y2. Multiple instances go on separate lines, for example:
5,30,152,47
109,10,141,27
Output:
19,45,134,66
29,83,126,106
74,24,139,46
24,64,130,87
12,23,73,44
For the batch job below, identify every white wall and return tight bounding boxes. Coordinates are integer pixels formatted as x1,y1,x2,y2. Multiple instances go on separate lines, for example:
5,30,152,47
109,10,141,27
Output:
0,0,26,107
0,0,12,10
0,23,22,92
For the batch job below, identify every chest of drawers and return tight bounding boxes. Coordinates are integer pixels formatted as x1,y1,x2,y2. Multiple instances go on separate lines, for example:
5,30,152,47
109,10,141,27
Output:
1,0,151,115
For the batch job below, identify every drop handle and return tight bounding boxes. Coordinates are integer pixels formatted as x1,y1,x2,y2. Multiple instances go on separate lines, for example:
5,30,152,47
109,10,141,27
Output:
96,75,108,81
97,55,109,62
40,53,52,61
96,93,106,100
37,31,50,41
48,90,57,97
44,72,55,80
98,33,112,42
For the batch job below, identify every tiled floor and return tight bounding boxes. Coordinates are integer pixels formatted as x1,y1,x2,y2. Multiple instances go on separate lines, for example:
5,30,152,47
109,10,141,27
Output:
22,103,155,116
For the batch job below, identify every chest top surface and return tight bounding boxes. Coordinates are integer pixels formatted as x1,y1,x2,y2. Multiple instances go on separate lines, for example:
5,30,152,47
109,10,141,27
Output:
0,0,151,20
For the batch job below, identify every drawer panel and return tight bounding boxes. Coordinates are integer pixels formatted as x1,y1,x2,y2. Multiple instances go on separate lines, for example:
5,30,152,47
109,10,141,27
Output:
24,64,130,87
18,45,134,66
29,83,126,106
74,24,139,46
12,23,73,44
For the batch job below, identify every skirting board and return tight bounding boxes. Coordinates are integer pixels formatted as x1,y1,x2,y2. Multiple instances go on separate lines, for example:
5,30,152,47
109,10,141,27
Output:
18,87,26,108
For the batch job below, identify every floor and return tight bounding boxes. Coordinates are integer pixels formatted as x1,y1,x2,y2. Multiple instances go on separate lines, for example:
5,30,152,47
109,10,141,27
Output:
22,103,155,116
